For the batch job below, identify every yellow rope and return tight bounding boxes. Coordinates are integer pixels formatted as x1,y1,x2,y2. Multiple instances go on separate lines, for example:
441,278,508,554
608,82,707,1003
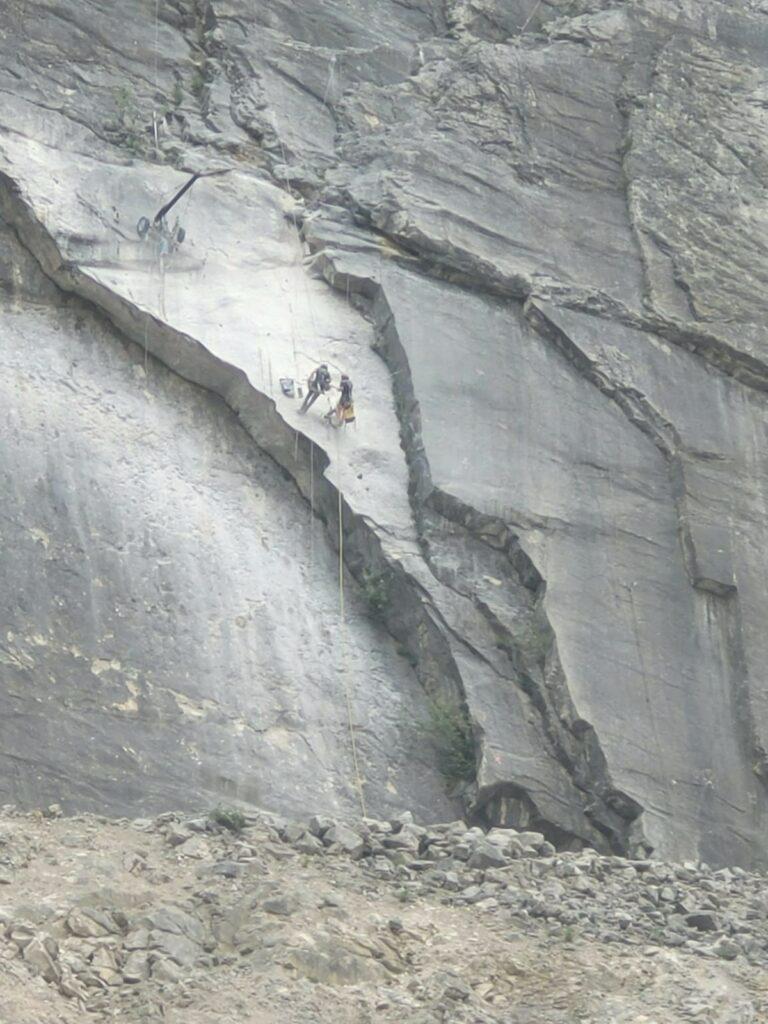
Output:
336,435,367,819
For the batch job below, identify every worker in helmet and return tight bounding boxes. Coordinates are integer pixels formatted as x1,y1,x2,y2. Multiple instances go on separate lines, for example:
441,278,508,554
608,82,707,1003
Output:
327,373,355,427
299,363,332,414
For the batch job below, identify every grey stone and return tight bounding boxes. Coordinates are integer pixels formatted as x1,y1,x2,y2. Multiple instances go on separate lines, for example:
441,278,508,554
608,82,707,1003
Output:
361,817,393,835
323,825,365,859
515,832,546,852
712,936,741,961
391,812,415,829
122,949,150,984
90,946,121,986
685,912,721,933
124,928,150,951
137,907,206,945
66,908,120,937
369,856,396,880
148,929,201,967
467,841,508,870
383,833,420,853
308,816,336,839
151,957,184,984
23,936,60,983
287,945,388,987
204,861,242,879
9,923,36,949
165,824,192,847
262,895,296,917
184,818,210,834
282,823,306,844
293,832,324,855
486,827,519,847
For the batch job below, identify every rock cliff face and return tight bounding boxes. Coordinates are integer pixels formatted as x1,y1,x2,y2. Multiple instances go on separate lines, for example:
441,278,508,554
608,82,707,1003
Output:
1,0,767,867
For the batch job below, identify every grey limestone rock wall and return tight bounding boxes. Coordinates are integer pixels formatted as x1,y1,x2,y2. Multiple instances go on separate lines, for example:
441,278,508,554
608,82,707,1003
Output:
0,220,457,822
1,0,767,866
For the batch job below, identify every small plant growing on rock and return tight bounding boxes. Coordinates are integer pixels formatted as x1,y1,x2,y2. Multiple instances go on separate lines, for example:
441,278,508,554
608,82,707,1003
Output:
209,806,246,833
395,642,418,668
362,568,391,616
424,697,476,786
513,618,553,664
114,85,146,154
191,67,206,98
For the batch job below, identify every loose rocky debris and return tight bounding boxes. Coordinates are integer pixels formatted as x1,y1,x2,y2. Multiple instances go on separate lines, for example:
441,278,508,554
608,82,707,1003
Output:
1,803,767,1023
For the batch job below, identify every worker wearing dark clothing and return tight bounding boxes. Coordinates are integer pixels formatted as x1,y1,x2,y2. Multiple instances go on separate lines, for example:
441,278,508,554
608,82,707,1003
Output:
299,363,331,414
334,373,355,426
339,374,353,408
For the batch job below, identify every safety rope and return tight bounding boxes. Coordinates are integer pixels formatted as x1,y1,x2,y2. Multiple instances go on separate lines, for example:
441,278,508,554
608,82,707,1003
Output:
267,107,364,815
152,0,160,157
336,430,367,819
322,53,338,108
309,438,315,570
520,0,544,33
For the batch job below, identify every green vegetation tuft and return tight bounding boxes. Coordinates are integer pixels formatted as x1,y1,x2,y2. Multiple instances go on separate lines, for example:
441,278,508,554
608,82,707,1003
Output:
422,697,476,786
191,68,206,97
209,806,246,833
113,84,145,155
361,568,391,616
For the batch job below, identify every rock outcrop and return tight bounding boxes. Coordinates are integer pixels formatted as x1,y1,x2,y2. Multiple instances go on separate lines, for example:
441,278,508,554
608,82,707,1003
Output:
1,0,767,867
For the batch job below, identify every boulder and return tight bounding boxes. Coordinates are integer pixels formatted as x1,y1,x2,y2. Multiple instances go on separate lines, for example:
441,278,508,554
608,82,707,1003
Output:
323,825,365,859
308,815,336,838
122,949,150,984
467,841,508,870
23,936,60,983
685,912,721,933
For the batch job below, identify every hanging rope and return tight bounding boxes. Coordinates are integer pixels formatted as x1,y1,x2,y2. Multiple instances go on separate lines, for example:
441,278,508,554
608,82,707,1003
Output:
520,0,544,33
152,0,161,157
336,431,367,819
143,318,150,374
267,105,364,814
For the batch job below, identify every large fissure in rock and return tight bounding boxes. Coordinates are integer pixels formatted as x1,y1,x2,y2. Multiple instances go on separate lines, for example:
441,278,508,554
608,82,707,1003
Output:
313,248,648,853
524,300,768,805
303,201,768,398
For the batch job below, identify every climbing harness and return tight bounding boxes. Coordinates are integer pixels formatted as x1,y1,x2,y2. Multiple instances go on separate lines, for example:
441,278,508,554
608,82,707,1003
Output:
324,400,356,429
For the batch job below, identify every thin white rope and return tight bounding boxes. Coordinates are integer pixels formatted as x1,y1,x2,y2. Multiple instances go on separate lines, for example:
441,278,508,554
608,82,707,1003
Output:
520,0,544,34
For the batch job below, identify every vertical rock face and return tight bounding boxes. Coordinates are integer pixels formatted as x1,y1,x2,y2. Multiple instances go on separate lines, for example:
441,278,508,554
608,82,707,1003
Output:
0,221,457,822
1,0,767,866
